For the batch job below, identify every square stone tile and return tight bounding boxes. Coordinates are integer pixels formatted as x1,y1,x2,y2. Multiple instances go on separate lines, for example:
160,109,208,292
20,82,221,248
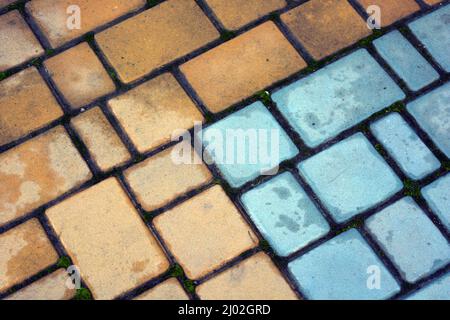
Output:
357,0,420,27
197,252,297,300
180,22,306,113
366,197,450,283
153,185,258,279
46,178,169,300
406,272,450,300
135,278,189,300
422,174,450,232
108,73,204,154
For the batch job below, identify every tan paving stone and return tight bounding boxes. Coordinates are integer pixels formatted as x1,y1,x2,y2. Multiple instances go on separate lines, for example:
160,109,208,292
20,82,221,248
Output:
0,11,44,72
357,0,420,27
46,178,169,300
108,73,204,153
96,0,219,84
154,185,258,280
135,278,189,300
281,0,371,61
0,127,92,227
0,67,63,147
26,0,146,48
72,107,130,172
0,219,58,293
44,43,115,109
205,0,286,30
180,21,305,113
0,0,15,8
197,252,298,300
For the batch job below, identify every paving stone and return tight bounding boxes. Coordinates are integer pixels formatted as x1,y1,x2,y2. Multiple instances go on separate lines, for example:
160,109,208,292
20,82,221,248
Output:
154,185,258,280
71,107,130,172
370,113,440,180
0,11,44,72
125,142,212,212
197,252,297,300
422,174,450,231
0,0,15,8
366,197,450,283
135,278,189,300
272,49,405,148
406,272,450,300
0,67,63,147
241,172,330,257
26,0,145,48
201,102,298,188
108,73,203,154
298,133,402,223
288,229,400,300
96,0,219,84
46,178,169,300
423,0,444,4
407,83,450,157
409,5,450,72
205,0,286,30
281,0,370,60
0,126,92,227
180,22,306,113
0,219,58,293
357,0,420,27
44,43,115,109
374,31,439,91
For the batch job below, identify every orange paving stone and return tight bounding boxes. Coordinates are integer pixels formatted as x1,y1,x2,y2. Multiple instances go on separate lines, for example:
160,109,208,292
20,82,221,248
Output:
46,178,169,300
154,185,258,280
135,278,189,300
205,0,286,30
0,67,63,147
180,21,306,113
26,0,146,48
0,11,44,72
357,0,420,27
197,252,298,300
0,126,92,227
71,107,130,172
281,0,371,61
108,73,204,154
0,219,58,293
96,0,219,84
44,43,115,110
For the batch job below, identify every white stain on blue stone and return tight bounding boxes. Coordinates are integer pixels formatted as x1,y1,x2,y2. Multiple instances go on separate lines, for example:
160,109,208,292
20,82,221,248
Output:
406,272,450,300
422,173,450,232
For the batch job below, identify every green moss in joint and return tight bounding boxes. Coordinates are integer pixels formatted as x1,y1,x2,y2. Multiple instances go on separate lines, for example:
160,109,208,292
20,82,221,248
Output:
56,256,72,269
220,30,236,42
255,90,271,106
403,179,421,197
74,288,92,300
183,279,196,294
169,264,184,278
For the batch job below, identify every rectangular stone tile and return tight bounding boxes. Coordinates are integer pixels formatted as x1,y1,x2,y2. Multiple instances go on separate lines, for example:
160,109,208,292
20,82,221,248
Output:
357,0,420,27
406,272,450,300
422,174,450,232
0,126,92,227
26,0,146,48
180,22,306,113
96,0,219,84
46,178,169,300
0,67,63,147
0,219,58,293
272,49,405,148
135,278,189,300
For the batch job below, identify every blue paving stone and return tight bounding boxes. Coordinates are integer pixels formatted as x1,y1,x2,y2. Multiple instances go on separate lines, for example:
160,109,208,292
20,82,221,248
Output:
366,197,450,283
298,133,402,223
201,102,298,188
241,172,330,257
409,4,450,72
373,31,439,91
405,272,450,300
370,113,440,180
407,83,450,158
272,49,405,148
288,229,400,300
422,173,450,231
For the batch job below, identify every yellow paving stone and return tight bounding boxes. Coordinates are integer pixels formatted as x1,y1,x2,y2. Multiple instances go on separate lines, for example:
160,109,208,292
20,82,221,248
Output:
0,67,63,147
197,252,298,300
205,0,286,30
5,269,75,300
135,278,189,300
0,219,58,293
108,73,204,153
44,43,115,110
71,107,130,172
96,0,219,84
0,11,44,72
180,21,305,113
154,185,258,280
357,0,420,27
26,0,146,48
0,127,92,227
0,0,15,8
125,142,212,211
281,0,371,61
46,178,169,300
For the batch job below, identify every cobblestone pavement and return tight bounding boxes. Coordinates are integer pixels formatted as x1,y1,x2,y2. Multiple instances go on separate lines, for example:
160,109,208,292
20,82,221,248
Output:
0,0,449,300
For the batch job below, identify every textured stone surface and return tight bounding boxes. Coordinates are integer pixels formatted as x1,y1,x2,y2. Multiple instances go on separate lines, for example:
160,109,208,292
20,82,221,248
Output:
135,278,189,300
406,272,450,300
422,174,450,231
358,0,420,27
0,0,15,8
